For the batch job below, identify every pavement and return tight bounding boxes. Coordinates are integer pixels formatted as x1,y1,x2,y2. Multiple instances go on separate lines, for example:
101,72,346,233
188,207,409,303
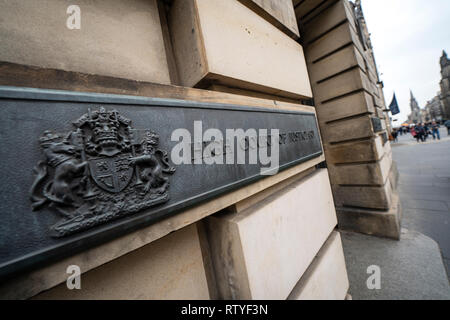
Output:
341,127,450,300
342,229,450,300
391,128,450,277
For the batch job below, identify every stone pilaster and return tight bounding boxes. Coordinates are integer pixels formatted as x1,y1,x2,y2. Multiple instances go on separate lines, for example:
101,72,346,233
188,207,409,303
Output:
296,0,402,239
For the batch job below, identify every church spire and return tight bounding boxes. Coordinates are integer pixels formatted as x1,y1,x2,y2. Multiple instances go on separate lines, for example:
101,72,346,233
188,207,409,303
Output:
441,50,449,68
410,90,420,103
410,90,419,112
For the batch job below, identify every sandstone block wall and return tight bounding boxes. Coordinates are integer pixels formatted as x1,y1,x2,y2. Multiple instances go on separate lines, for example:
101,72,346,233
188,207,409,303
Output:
169,0,312,100
204,169,339,299
34,225,210,300
0,0,350,300
0,0,171,84
295,0,401,239
288,231,349,300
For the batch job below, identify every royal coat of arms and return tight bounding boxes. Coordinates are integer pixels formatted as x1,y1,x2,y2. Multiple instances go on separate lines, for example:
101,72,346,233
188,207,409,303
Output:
30,107,175,238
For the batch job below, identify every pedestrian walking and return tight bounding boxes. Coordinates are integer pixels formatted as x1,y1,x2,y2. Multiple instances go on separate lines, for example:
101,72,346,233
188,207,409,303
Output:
410,126,418,141
445,120,450,136
392,129,399,142
415,124,425,142
423,123,430,141
431,121,441,140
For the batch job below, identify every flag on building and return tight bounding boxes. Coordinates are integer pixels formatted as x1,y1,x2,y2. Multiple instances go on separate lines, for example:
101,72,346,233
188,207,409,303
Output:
389,93,400,115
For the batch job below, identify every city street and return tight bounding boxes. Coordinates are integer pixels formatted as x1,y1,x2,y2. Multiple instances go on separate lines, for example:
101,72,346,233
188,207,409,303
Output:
392,128,450,278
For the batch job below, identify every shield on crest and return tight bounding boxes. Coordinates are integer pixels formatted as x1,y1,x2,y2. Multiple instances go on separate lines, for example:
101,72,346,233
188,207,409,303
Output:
88,155,134,193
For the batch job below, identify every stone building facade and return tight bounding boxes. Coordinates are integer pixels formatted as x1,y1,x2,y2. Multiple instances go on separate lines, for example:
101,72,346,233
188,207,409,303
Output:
408,91,423,124
295,0,401,240
440,51,450,120
0,0,397,300
425,94,445,122
408,51,449,124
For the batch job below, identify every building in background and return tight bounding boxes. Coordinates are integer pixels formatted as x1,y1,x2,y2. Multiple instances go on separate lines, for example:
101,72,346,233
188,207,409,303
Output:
421,108,430,123
425,93,444,122
439,50,450,120
408,51,449,124
408,91,423,124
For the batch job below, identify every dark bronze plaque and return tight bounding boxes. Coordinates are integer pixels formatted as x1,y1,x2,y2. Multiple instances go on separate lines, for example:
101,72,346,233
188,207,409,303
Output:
0,86,322,280
371,116,384,133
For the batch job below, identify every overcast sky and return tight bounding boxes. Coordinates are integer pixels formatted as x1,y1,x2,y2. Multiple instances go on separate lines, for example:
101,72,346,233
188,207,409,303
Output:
361,0,450,123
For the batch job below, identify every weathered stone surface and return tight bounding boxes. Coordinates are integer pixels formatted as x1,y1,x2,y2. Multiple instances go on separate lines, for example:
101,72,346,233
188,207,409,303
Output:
389,160,400,192
336,193,402,240
288,231,349,300
0,61,313,112
308,45,365,83
0,0,171,84
364,70,380,96
33,224,210,299
294,0,321,20
327,151,392,186
305,22,361,63
299,0,398,240
302,0,355,44
316,91,375,124
206,84,300,104
229,167,317,214
383,137,392,154
332,180,393,210
325,136,384,164
320,115,375,144
375,106,385,119
170,0,312,99
238,0,300,38
205,169,337,299
313,68,372,103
